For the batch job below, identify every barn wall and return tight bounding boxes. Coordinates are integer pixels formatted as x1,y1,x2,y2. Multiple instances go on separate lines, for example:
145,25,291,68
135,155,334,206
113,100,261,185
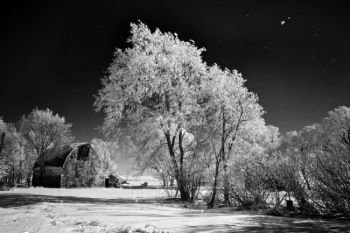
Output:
61,147,104,188
32,144,104,188
43,167,62,187
32,166,62,188
32,168,41,187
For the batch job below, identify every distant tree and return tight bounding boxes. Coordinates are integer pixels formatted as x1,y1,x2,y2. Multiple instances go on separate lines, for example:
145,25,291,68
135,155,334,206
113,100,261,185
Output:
6,124,27,185
0,118,31,187
260,125,281,151
95,22,207,202
20,108,74,156
0,118,5,131
91,138,118,176
0,117,6,158
0,118,9,185
322,106,350,157
20,108,74,185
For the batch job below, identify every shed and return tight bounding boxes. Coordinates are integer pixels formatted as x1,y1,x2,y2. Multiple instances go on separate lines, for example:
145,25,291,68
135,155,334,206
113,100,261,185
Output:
105,174,128,187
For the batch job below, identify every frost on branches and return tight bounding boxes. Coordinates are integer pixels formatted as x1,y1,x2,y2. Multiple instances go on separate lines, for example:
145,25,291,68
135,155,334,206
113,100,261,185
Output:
95,22,267,203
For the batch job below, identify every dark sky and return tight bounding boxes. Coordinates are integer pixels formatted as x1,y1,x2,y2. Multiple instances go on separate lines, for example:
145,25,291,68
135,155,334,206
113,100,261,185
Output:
1,1,350,142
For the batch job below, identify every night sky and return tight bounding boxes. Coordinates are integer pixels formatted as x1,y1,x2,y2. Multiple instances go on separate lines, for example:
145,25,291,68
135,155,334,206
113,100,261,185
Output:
1,1,350,142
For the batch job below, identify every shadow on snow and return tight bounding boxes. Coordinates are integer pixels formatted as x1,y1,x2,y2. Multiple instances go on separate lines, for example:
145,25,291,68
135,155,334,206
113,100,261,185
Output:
0,193,170,208
0,193,349,232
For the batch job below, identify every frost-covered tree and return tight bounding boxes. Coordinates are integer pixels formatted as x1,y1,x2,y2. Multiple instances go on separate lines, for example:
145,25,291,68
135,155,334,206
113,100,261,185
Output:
203,65,264,207
0,118,9,184
95,22,207,202
322,106,350,157
20,108,74,185
0,118,6,158
271,106,350,216
312,106,350,215
91,138,118,176
0,118,33,187
20,108,74,157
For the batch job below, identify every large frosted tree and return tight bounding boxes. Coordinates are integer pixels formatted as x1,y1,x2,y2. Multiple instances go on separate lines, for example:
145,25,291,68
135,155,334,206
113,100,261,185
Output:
95,22,207,201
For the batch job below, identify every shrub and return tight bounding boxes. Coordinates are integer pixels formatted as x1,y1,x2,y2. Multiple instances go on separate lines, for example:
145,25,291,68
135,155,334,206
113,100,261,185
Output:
229,156,271,209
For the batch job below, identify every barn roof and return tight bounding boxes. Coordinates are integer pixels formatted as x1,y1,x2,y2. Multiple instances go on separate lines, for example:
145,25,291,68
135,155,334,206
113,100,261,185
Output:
33,142,89,168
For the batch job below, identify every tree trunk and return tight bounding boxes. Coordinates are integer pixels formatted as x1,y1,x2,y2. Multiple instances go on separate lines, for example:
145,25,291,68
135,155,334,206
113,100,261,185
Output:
172,162,191,202
26,173,31,187
174,171,191,201
178,181,190,201
40,152,45,186
223,159,231,206
40,163,44,186
17,161,23,184
177,130,191,202
165,131,191,202
209,159,220,208
17,171,21,184
12,161,15,186
221,109,231,206
162,174,167,187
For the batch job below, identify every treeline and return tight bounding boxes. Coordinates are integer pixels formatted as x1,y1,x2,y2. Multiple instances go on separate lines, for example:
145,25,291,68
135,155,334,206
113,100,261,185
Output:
95,22,350,217
0,108,74,189
0,109,119,189
222,106,350,217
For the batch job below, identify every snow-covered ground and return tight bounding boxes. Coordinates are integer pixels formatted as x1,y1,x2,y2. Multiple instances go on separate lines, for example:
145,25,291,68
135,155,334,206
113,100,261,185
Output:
3,186,168,199
0,188,349,233
120,175,162,186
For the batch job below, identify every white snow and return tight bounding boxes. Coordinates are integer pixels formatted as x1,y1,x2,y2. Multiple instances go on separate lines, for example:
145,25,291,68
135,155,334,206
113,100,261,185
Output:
0,188,349,232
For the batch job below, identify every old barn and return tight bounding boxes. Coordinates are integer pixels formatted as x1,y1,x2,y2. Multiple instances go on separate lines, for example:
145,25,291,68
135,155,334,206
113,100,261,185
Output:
32,143,104,188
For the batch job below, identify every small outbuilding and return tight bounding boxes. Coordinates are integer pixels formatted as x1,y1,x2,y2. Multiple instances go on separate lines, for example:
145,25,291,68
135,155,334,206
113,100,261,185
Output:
32,143,104,188
105,174,128,188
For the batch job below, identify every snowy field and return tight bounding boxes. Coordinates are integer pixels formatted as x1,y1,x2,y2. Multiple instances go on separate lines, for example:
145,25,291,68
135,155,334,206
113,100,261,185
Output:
0,188,349,233
120,175,162,186
3,186,168,199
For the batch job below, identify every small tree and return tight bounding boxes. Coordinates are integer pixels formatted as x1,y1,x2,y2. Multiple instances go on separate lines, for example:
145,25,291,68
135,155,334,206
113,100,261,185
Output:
203,65,264,207
20,108,74,185
0,118,30,187
228,123,281,209
0,118,9,187
0,118,6,158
